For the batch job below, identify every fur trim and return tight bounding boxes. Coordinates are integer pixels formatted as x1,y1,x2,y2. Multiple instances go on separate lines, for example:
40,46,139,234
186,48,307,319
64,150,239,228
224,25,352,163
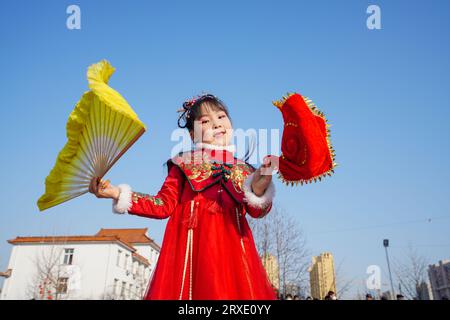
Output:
195,143,236,153
242,172,275,209
112,184,133,214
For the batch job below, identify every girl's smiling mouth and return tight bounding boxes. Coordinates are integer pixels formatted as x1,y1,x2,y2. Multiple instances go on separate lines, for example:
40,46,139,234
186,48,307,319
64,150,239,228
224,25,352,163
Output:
213,130,225,138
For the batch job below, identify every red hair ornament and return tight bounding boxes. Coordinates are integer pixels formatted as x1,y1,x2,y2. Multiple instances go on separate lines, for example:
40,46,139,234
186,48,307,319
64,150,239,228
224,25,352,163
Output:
271,93,336,186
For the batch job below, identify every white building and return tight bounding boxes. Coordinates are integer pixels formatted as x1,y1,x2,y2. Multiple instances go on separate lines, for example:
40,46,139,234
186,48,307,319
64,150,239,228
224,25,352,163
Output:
428,259,450,300
0,228,160,300
416,281,433,300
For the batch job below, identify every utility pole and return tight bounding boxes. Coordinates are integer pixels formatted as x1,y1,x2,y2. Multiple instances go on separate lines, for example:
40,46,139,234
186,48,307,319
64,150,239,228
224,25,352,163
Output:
383,239,396,300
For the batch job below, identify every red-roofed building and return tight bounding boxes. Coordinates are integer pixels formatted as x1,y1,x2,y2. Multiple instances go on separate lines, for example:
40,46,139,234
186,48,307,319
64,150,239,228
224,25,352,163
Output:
0,229,160,300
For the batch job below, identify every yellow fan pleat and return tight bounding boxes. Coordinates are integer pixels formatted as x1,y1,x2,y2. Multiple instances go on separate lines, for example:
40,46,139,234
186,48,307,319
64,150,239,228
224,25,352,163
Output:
37,60,146,211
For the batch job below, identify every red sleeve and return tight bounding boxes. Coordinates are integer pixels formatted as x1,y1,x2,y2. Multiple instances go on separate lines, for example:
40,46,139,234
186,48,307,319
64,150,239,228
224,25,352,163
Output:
242,172,275,219
114,165,184,219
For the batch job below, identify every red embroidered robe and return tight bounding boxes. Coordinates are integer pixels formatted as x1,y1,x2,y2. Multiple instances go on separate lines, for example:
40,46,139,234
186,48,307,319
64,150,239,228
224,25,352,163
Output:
113,147,276,300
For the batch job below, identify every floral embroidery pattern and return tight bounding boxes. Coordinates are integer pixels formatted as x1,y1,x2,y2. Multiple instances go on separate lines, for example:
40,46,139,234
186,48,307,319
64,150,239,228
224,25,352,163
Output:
176,152,213,183
179,158,253,193
132,192,164,206
229,163,252,193
186,162,213,182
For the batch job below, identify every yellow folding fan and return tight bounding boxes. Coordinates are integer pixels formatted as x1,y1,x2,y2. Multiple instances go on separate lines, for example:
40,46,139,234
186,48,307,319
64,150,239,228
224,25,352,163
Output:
37,60,146,211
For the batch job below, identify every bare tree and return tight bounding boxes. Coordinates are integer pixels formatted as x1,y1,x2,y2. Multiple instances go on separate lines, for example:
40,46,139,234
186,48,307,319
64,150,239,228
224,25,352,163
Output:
354,284,366,300
27,243,75,300
334,258,356,299
393,245,429,300
249,204,310,298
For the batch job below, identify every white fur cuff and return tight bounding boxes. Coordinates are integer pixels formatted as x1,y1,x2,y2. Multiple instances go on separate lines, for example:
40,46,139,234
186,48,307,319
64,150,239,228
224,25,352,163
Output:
112,184,133,214
242,172,275,209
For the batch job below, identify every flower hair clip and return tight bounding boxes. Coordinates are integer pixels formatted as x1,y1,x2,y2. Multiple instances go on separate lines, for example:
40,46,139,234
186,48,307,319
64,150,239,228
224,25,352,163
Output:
177,97,198,118
177,93,218,128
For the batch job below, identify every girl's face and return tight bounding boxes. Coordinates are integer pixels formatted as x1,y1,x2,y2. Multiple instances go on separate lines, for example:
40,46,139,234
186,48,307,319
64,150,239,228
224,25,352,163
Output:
191,102,233,146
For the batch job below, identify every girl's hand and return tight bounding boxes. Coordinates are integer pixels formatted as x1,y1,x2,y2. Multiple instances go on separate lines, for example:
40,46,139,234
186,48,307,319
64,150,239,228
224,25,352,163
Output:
251,156,277,196
88,177,120,200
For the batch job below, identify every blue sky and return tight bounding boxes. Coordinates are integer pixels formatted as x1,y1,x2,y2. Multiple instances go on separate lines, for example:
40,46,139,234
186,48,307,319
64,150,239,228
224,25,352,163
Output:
1,0,450,298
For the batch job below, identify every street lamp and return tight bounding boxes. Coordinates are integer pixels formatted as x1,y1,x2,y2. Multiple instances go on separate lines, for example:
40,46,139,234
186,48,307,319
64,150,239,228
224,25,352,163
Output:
383,239,396,300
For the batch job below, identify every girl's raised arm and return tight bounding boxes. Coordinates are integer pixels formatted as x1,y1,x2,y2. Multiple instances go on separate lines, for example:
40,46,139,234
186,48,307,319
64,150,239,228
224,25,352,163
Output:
112,165,184,219
242,171,275,219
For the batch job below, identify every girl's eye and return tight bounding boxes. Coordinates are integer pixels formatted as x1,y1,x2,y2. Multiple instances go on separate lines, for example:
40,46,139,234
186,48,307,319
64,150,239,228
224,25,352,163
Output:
219,114,226,119
201,120,209,124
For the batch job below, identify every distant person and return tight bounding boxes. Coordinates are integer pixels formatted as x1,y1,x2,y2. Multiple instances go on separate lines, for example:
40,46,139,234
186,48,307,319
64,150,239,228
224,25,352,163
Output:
366,293,374,300
396,294,405,300
324,291,337,300
285,294,293,300
293,295,300,300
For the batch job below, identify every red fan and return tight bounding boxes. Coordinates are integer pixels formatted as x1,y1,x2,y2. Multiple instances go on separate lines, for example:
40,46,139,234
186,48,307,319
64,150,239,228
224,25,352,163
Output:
272,93,336,186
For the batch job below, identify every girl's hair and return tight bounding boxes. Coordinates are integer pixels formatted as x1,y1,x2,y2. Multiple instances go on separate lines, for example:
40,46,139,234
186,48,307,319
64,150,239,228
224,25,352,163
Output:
177,94,231,131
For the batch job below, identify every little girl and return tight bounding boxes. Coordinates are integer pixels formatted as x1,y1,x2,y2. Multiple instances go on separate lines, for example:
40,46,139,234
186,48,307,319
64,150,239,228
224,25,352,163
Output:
89,94,277,300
